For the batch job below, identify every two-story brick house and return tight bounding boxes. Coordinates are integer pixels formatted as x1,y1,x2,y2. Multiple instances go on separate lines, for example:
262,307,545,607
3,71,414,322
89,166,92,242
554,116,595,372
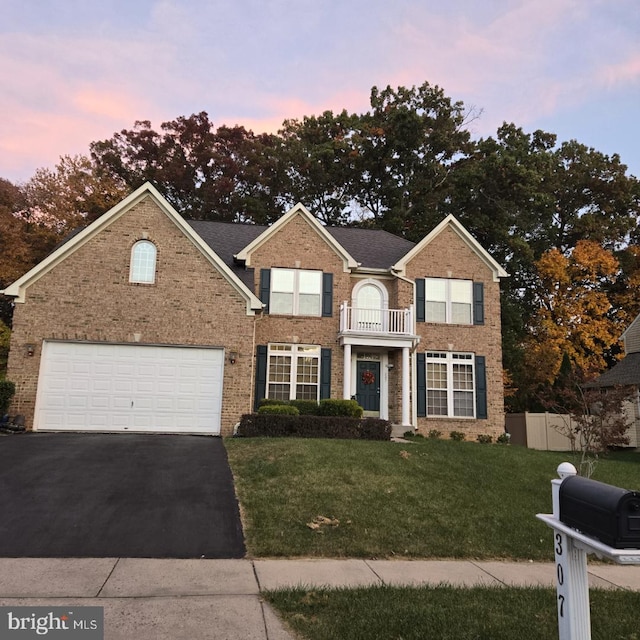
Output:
2,182,507,438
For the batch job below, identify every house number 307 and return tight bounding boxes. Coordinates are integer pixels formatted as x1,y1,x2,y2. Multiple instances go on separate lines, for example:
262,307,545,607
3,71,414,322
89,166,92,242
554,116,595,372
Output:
555,532,565,618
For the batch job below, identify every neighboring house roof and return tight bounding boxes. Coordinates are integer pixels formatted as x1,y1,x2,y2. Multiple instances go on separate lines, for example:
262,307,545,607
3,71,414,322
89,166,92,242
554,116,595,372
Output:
391,214,509,281
1,182,264,314
589,352,640,387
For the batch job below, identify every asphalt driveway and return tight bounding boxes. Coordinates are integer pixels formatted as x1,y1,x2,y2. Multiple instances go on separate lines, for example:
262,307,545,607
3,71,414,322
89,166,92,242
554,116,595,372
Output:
0,433,246,558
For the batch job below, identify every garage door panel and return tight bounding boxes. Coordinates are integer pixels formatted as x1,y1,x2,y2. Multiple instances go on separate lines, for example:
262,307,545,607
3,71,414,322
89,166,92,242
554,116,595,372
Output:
36,342,223,434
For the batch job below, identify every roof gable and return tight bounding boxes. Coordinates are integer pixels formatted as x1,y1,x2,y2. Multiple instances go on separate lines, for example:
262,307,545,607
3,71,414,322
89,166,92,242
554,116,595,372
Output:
621,313,640,354
391,214,508,282
2,182,263,313
234,203,359,271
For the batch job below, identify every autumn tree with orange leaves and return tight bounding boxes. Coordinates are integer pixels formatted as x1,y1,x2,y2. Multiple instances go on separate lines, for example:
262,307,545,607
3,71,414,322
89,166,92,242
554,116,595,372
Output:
524,240,622,391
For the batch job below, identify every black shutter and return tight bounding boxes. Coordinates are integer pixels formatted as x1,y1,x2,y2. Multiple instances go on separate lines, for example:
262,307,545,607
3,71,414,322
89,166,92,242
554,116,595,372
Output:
416,278,426,323
475,355,487,419
254,345,268,411
416,352,426,417
322,273,333,317
320,348,331,399
473,282,484,326
259,269,271,313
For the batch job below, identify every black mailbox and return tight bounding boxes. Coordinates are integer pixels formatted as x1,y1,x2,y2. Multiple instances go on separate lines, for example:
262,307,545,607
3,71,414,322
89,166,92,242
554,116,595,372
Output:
559,475,640,549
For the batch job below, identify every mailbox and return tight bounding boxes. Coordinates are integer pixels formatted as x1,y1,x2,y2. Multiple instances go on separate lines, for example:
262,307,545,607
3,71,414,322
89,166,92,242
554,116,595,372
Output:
559,475,640,549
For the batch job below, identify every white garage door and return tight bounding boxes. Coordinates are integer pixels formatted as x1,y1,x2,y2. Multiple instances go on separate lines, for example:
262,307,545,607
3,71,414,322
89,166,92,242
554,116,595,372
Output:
35,341,224,434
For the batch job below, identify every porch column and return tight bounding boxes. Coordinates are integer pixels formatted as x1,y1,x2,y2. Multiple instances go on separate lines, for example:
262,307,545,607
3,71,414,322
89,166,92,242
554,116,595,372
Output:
402,347,411,426
343,344,352,399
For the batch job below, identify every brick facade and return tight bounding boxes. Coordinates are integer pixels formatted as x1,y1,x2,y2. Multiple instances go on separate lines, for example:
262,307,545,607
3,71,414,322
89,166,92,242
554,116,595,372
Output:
5,185,506,439
404,226,505,440
7,196,255,436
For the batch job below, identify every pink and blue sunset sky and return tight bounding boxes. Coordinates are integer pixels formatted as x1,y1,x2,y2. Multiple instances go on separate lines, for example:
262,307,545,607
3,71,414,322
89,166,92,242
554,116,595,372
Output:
2,0,639,183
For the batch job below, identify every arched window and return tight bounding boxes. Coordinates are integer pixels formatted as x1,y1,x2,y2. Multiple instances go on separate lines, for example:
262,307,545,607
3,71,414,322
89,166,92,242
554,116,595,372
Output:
129,241,157,284
356,284,383,311
352,280,388,330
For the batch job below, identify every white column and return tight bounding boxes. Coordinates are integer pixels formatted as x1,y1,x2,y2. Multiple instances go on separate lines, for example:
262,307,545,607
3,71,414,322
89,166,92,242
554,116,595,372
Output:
401,346,411,426
551,463,591,640
343,344,352,399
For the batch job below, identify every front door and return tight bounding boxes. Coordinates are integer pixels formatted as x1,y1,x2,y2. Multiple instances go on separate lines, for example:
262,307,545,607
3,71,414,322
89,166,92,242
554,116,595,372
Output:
356,361,380,413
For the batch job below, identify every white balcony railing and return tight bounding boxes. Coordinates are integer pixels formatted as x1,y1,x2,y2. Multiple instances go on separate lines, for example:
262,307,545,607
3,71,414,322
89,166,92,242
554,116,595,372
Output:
339,303,414,335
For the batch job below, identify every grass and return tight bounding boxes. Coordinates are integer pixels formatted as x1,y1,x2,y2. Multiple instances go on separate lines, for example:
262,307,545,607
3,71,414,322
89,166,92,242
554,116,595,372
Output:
264,585,640,640
225,437,640,560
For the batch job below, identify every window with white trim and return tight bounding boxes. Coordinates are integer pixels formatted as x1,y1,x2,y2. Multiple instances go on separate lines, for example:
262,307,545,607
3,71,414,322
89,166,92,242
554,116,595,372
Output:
425,278,472,324
129,241,157,284
267,344,321,401
426,351,475,417
270,268,322,316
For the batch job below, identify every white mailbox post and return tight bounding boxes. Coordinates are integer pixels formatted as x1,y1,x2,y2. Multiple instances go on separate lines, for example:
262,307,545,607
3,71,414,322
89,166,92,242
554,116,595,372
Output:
537,463,640,640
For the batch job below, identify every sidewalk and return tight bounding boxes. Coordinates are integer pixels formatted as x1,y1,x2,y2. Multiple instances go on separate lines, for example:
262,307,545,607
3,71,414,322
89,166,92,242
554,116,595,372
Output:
1,558,639,639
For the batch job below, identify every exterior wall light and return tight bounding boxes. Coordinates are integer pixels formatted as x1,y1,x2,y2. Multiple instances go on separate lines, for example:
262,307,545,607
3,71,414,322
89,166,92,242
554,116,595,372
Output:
229,351,238,365
25,344,35,357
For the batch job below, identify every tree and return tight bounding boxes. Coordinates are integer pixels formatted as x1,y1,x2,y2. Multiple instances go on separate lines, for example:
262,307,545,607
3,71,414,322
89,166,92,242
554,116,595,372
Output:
23,155,127,234
351,82,474,237
541,360,631,477
91,113,287,223
523,241,621,394
278,110,360,225
0,318,9,375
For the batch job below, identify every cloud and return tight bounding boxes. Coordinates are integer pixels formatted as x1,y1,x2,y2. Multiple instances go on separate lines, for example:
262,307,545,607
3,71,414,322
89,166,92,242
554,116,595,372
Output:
1,0,639,181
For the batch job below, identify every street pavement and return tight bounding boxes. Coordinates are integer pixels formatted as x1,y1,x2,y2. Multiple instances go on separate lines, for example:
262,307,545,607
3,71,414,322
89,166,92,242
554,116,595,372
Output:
1,557,640,639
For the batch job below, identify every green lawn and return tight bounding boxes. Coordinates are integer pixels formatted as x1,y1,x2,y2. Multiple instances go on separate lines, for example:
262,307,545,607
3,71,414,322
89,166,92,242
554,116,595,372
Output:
225,437,640,560
264,585,640,640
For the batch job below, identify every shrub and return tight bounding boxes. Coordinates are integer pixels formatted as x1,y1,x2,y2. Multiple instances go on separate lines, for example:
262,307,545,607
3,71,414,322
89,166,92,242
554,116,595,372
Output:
318,398,363,418
257,404,299,416
449,431,466,442
289,399,320,415
496,432,511,445
477,434,493,444
0,380,15,415
427,429,442,440
259,398,287,407
236,414,390,440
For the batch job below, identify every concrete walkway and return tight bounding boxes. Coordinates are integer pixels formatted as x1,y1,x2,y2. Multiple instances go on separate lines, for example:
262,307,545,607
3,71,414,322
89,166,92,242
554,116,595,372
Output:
1,558,640,639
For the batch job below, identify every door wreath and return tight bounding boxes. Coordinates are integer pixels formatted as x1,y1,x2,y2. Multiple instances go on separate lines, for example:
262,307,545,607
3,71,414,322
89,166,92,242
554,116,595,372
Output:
362,370,375,385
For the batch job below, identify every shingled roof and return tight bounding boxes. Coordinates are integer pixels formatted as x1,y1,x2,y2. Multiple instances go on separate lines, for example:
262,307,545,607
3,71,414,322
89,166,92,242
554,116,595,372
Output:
589,352,640,387
186,220,416,276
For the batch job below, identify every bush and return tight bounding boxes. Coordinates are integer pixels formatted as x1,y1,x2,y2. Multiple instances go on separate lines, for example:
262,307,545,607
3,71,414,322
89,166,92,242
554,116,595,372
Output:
427,429,442,440
0,380,15,415
477,434,493,444
318,398,363,418
450,431,466,442
259,398,287,407
496,432,511,445
236,414,390,440
289,399,320,415
257,404,299,416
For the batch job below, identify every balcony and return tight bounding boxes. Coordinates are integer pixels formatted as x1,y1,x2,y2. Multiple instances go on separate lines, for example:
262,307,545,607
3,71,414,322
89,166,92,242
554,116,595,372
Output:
339,303,414,336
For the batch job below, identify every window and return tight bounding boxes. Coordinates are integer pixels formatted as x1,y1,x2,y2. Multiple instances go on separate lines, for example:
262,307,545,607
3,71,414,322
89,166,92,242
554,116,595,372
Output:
355,283,384,329
267,344,321,401
426,352,475,417
270,268,322,316
425,278,472,324
129,241,157,284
